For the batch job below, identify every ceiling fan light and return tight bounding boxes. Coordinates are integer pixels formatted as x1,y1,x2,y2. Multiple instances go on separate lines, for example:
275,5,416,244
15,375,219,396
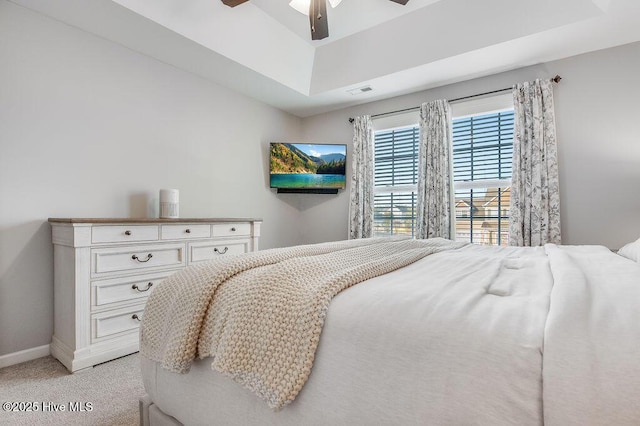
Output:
290,0,342,16
289,0,310,16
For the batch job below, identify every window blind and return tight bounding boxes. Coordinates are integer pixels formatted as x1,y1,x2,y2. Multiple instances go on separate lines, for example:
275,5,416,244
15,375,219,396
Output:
453,110,514,245
373,126,419,237
373,192,416,237
374,126,419,187
372,108,514,244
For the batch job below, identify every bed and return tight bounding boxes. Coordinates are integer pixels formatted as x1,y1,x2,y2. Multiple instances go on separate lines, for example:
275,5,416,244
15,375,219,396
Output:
138,237,640,426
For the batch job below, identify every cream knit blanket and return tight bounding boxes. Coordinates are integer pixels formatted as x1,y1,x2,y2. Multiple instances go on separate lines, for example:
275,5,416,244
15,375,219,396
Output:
140,237,463,409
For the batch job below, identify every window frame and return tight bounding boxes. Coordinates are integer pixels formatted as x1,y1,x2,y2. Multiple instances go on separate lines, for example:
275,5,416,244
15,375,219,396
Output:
371,93,515,243
372,118,420,237
451,93,514,245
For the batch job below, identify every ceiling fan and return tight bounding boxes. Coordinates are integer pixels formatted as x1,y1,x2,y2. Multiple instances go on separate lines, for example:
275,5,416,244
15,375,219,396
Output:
221,0,410,41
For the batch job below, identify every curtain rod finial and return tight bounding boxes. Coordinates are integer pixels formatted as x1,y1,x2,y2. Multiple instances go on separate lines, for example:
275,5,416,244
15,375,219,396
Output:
348,117,355,123
552,75,562,83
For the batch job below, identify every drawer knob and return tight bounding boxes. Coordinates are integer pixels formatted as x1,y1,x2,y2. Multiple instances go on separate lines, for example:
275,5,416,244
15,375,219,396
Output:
132,253,153,263
132,282,154,292
185,229,191,234
124,230,132,236
131,314,142,322
214,247,229,255
231,227,236,232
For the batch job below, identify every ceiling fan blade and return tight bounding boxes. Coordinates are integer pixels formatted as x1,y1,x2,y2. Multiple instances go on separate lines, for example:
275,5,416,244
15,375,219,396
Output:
221,0,249,6
310,0,329,40
389,0,410,4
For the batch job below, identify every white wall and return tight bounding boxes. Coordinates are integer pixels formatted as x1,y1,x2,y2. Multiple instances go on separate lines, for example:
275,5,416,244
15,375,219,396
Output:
0,1,305,357
301,42,640,248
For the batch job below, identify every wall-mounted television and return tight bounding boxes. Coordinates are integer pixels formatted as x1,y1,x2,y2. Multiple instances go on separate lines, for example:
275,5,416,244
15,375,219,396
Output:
270,143,347,193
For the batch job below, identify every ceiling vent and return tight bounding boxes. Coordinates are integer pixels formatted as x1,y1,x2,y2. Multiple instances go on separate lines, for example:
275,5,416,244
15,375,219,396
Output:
347,86,373,95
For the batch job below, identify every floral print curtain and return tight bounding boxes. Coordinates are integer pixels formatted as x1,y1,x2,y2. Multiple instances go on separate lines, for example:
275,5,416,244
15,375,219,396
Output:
349,115,374,239
509,79,561,246
416,100,453,239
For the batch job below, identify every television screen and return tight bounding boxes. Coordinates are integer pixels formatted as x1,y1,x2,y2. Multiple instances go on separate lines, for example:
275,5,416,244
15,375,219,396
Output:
270,143,347,189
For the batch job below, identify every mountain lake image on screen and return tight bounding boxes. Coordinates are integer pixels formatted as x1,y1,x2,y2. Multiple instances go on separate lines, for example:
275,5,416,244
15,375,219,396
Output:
270,143,347,189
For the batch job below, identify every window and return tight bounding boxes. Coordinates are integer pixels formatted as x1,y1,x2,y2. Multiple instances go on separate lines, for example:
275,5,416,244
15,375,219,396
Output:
371,95,514,245
373,125,420,237
452,110,513,245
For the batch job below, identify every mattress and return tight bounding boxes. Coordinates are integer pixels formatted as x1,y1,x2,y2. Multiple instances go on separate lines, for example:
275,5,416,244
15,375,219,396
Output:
140,241,640,425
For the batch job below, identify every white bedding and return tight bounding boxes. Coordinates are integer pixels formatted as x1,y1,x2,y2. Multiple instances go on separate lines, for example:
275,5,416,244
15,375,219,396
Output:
543,245,640,425
142,242,624,426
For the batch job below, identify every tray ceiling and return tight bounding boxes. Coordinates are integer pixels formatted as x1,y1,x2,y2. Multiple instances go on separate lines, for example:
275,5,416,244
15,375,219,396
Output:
9,0,640,117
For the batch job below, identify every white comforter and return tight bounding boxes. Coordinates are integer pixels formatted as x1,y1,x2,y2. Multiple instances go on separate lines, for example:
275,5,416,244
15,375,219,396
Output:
543,244,640,425
141,243,640,426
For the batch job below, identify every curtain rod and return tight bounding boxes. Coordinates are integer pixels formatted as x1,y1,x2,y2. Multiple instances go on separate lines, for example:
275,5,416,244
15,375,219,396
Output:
348,75,562,123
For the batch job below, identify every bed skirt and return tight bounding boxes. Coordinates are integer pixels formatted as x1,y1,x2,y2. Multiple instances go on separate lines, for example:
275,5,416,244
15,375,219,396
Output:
139,394,182,426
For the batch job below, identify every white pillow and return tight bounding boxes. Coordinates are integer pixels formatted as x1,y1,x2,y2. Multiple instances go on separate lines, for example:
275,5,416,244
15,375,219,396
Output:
618,237,640,263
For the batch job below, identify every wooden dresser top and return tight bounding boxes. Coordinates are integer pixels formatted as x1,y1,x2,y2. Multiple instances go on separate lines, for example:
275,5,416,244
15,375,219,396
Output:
48,218,262,224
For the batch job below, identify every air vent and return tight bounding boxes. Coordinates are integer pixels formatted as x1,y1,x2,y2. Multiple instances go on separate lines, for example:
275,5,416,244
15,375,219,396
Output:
347,86,373,95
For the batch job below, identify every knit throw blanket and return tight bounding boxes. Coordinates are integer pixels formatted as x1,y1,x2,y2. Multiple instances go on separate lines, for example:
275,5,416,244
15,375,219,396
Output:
140,237,463,409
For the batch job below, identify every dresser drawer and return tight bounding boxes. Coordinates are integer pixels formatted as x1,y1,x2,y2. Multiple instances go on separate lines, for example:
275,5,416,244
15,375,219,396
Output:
211,223,251,238
91,272,172,310
92,243,185,276
92,305,145,342
188,239,250,264
161,224,211,240
92,225,159,244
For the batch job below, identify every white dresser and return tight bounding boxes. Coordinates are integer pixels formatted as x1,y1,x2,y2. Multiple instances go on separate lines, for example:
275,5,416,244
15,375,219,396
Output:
48,218,262,372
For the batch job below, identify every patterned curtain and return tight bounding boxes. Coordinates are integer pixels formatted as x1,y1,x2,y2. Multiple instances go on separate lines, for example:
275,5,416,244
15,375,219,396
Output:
349,115,374,239
416,100,453,239
509,79,561,246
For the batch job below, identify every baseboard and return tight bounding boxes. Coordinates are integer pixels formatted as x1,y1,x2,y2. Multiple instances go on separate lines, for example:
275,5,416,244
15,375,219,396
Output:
0,344,51,369
51,334,139,373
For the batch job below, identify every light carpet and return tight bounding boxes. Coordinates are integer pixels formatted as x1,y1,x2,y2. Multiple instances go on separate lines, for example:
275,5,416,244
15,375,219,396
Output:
0,353,143,426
